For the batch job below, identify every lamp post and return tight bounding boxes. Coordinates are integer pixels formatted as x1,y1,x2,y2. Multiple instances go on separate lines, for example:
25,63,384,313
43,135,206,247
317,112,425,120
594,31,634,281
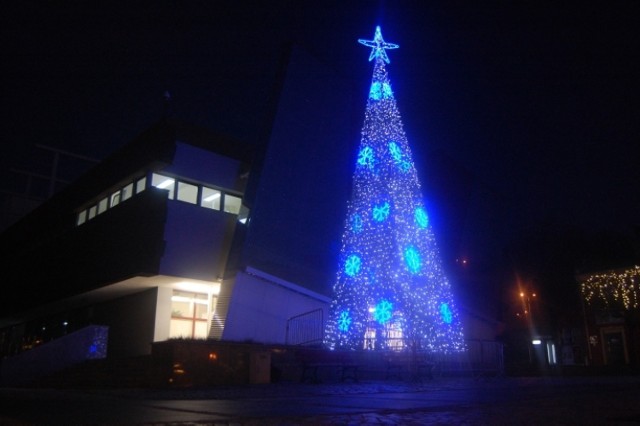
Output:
519,290,538,364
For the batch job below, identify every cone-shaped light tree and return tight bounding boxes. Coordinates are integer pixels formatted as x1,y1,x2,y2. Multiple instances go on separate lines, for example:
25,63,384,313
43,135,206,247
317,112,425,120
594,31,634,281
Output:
325,27,465,353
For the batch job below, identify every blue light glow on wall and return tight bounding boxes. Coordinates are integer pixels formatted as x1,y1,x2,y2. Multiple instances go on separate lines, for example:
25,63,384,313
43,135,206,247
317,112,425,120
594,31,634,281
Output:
326,26,465,353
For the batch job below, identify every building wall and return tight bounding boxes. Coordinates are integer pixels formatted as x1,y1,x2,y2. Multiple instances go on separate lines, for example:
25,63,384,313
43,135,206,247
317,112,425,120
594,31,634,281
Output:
154,286,173,343
160,201,237,281
221,268,330,344
0,190,168,318
165,142,245,191
239,46,356,296
91,288,158,358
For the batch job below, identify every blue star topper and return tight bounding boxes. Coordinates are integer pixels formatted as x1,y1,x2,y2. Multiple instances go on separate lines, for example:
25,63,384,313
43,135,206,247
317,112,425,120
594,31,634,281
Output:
358,26,399,64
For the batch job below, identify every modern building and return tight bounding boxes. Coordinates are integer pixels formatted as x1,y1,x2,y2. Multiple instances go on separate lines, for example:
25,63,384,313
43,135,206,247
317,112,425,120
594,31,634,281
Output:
0,46,356,363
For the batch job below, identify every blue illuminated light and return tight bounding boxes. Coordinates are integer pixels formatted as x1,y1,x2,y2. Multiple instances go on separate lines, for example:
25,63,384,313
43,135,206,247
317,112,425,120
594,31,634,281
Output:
338,311,352,332
345,254,362,277
358,25,399,64
372,201,390,222
357,146,375,168
415,207,429,228
382,83,393,98
440,303,453,324
404,246,421,274
326,26,465,353
351,214,363,233
369,82,394,101
388,142,402,162
369,82,382,100
374,300,393,324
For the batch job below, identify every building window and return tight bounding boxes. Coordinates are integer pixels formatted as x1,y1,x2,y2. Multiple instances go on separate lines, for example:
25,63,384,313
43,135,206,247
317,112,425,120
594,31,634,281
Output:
135,177,146,194
122,183,134,202
152,173,175,199
238,205,250,224
224,194,241,214
110,190,121,208
88,205,97,220
169,291,214,339
77,210,87,225
177,182,198,205
97,197,108,215
201,187,221,210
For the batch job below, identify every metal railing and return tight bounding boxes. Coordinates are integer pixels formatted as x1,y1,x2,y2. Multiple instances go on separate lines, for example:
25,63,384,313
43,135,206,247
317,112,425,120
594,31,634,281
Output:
285,308,324,346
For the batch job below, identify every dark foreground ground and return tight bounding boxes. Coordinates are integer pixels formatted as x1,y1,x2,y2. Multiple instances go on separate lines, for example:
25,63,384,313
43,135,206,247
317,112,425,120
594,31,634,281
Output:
1,376,640,425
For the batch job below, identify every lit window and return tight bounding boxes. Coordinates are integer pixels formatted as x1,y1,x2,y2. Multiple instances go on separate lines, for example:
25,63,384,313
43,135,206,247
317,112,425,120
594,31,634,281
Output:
110,191,121,208
238,205,250,224
77,210,87,226
223,194,241,214
97,197,108,214
201,187,221,210
121,183,133,202
135,177,146,194
177,182,198,204
151,173,175,199
170,290,214,339
88,205,97,220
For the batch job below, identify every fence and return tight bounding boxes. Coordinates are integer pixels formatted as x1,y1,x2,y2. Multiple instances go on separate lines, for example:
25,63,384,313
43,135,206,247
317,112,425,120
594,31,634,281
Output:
285,308,324,346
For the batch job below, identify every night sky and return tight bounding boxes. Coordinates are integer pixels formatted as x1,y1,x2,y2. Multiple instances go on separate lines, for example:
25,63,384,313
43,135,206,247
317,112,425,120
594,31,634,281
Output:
3,2,639,280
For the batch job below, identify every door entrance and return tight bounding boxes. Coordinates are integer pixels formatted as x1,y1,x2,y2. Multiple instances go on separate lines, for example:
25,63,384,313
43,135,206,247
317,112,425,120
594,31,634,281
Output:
602,328,628,365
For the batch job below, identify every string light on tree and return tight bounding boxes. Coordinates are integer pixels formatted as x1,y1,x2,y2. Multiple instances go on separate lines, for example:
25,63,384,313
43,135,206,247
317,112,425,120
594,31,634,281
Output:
325,26,465,353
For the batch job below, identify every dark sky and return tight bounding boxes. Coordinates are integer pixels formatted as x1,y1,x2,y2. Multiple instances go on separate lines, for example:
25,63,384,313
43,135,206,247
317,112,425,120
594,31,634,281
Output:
2,1,639,270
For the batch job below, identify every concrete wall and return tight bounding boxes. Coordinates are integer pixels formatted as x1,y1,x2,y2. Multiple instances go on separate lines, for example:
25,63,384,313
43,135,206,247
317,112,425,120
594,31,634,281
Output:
160,201,236,281
92,288,158,358
222,268,330,344
0,325,108,386
166,142,244,191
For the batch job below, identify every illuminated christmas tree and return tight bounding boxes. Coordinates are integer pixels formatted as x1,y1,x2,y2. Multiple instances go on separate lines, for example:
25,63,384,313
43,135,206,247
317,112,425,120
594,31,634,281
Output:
325,26,465,352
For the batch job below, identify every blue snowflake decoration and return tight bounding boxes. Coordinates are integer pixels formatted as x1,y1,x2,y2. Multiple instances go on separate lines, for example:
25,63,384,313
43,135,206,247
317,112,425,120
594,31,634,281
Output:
372,201,390,222
369,82,394,101
337,310,352,332
415,207,429,228
440,303,453,324
404,246,422,274
369,82,382,100
382,82,393,98
388,142,403,162
373,300,393,324
357,146,375,169
351,214,363,233
345,254,362,277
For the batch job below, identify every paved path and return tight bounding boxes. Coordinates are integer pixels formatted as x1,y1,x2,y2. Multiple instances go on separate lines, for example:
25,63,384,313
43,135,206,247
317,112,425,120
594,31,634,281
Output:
1,376,640,424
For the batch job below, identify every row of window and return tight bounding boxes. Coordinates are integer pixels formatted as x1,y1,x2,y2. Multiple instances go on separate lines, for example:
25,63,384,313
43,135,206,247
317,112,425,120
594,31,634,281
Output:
76,173,246,226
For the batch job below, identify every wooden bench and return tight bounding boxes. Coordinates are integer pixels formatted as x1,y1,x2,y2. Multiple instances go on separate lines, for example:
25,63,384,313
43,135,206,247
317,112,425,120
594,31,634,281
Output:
297,349,359,383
